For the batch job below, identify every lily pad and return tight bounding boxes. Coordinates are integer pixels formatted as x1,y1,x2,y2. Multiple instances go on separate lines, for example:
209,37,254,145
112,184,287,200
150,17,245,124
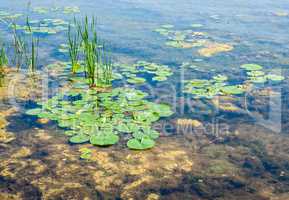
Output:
26,108,42,115
266,74,285,82
241,64,263,71
69,134,90,144
127,137,155,150
127,77,146,84
90,132,119,146
221,85,245,95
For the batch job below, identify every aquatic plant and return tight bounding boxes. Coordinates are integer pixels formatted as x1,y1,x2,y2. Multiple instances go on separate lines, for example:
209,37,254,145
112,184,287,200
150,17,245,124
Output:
25,18,39,74
63,6,80,14
12,18,69,35
68,22,81,73
0,42,8,86
241,64,285,84
0,43,8,68
12,23,26,71
79,148,92,160
114,61,173,84
76,16,112,87
26,87,173,150
241,64,263,71
183,74,245,98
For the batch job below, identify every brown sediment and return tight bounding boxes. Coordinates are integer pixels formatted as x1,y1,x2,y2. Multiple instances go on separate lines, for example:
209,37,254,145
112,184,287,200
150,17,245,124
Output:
198,42,234,57
212,96,242,112
0,69,43,101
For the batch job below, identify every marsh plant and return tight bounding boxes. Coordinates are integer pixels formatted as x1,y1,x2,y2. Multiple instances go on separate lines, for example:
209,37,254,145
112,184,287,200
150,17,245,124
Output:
12,23,26,71
0,44,8,68
73,16,112,88
25,18,39,74
0,43,8,86
68,20,81,73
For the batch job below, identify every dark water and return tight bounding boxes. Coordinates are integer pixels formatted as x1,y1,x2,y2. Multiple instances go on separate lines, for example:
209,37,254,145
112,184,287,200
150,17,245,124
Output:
0,0,289,199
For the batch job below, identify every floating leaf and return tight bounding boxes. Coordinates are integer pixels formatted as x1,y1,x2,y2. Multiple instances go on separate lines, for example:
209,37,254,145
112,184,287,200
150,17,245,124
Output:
213,74,228,82
246,70,265,77
249,76,267,83
127,77,146,84
127,137,155,150
26,108,42,115
266,74,285,82
221,85,245,95
90,132,119,146
69,134,90,144
241,64,263,71
79,148,92,160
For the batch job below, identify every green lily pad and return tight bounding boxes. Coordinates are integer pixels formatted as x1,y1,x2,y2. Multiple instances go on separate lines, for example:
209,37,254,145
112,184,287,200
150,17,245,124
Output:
69,134,90,144
246,70,265,77
127,137,155,150
241,64,263,71
26,108,42,115
249,76,267,83
221,85,245,95
161,24,174,29
127,77,146,84
266,74,285,82
213,74,228,82
64,130,78,136
79,148,92,160
90,132,119,146
116,123,131,133
191,23,204,28
152,76,168,81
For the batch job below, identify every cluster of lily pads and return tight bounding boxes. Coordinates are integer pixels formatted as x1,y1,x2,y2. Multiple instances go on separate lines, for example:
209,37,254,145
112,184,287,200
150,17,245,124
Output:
12,18,69,35
183,74,245,99
154,24,235,57
33,6,80,15
241,64,285,84
26,87,173,150
114,61,173,84
154,24,209,49
0,10,22,21
183,63,285,99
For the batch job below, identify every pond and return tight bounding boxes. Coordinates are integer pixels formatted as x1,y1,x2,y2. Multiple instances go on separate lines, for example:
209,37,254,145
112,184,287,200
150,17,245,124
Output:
0,0,289,199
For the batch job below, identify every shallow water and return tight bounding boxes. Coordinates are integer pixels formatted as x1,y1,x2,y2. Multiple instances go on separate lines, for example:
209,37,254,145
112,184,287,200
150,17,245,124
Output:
0,0,289,199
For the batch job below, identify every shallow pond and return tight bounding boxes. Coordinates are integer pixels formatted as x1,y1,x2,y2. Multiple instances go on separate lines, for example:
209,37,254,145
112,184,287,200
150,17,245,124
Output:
0,0,289,199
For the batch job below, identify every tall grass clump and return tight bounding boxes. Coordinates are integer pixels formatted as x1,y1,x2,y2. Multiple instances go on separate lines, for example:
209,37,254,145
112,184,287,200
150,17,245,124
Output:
0,44,8,69
74,16,112,88
68,19,81,74
25,17,39,74
12,23,26,71
0,43,8,86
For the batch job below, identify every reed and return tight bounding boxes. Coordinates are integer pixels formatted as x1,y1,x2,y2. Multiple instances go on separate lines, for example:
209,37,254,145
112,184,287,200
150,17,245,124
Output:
68,19,81,73
75,16,112,88
12,23,26,71
0,43,7,87
25,17,39,74
0,44,8,68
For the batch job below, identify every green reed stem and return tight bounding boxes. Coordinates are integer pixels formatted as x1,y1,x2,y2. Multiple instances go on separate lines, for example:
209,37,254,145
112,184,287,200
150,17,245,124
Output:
68,20,81,74
74,16,113,88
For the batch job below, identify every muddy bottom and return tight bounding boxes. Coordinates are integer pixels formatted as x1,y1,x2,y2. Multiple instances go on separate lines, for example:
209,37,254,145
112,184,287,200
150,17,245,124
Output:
1,105,289,200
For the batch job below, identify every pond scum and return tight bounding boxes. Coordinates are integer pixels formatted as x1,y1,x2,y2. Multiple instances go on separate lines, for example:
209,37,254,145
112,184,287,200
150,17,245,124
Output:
0,6,289,200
